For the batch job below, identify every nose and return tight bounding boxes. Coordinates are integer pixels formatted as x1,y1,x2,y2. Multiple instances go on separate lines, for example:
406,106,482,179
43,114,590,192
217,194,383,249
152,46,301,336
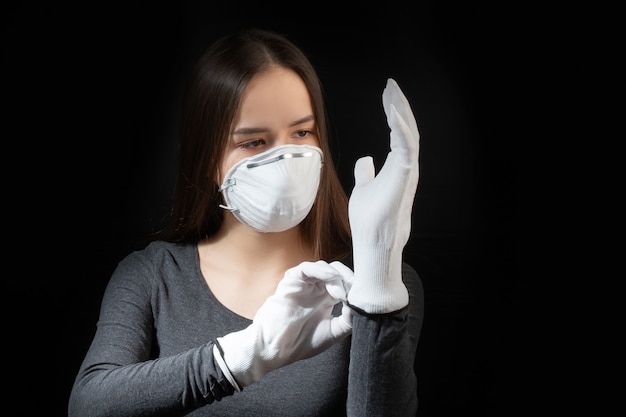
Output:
273,134,298,147
268,129,318,148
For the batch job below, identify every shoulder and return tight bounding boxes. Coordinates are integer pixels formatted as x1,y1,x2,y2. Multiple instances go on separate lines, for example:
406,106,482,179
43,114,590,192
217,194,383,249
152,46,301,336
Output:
119,240,196,269
100,241,200,306
109,240,198,289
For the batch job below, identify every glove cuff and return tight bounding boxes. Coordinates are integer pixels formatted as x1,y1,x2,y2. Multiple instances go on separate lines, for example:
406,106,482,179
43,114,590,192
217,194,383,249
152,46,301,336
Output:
212,341,241,392
216,325,264,388
347,243,409,314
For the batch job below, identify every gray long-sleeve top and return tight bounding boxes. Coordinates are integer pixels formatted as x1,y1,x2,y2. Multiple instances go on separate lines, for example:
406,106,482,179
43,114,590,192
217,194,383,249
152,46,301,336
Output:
68,240,423,416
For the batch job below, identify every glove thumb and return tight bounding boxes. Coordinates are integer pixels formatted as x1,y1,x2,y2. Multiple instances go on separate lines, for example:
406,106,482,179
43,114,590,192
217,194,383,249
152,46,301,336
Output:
353,156,375,187
330,303,353,339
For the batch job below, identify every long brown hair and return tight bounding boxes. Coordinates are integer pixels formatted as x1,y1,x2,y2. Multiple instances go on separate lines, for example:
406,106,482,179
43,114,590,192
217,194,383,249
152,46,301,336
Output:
157,28,351,261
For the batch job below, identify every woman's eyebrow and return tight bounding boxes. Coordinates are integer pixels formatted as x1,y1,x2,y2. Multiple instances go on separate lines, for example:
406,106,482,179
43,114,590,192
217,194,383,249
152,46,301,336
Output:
288,115,315,127
231,127,269,135
232,115,315,135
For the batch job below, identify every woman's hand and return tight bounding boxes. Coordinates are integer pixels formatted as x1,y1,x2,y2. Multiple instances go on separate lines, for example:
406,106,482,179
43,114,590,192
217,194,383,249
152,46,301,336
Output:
216,260,353,388
347,78,420,314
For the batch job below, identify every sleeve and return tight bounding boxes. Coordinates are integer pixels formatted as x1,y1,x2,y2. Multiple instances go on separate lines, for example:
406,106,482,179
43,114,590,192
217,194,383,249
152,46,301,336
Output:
67,253,236,417
346,262,424,417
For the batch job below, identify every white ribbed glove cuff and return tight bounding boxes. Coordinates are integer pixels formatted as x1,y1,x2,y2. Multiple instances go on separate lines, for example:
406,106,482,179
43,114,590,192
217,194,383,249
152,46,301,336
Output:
212,343,241,392
347,243,408,314
215,325,265,388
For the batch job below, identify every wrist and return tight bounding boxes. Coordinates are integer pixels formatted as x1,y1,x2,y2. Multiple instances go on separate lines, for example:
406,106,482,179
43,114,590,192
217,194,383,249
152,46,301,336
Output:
212,341,241,392
216,325,264,387
347,243,408,314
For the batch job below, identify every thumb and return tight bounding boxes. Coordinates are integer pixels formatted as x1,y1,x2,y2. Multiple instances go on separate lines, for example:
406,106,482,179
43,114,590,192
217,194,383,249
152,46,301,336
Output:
353,156,375,187
330,303,353,339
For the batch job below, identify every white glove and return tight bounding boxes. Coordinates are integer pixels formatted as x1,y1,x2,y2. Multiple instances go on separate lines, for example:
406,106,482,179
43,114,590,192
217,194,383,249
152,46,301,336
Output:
347,78,420,314
215,260,353,388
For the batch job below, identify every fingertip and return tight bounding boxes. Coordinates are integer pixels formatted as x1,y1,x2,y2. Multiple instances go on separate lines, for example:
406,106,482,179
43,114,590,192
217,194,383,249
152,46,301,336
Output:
329,260,352,273
329,261,354,280
341,303,353,327
329,261,354,291
330,307,353,338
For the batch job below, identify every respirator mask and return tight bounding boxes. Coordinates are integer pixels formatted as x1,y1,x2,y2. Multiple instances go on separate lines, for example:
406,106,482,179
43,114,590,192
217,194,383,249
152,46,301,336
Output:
219,144,323,232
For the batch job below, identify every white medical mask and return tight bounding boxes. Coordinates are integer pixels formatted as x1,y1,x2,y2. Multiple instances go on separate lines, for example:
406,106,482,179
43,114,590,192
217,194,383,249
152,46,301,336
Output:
218,144,323,232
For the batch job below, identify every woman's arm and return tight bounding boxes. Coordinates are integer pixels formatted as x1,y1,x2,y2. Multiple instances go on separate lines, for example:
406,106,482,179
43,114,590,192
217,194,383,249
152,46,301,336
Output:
345,78,423,416
347,262,424,417
68,253,235,417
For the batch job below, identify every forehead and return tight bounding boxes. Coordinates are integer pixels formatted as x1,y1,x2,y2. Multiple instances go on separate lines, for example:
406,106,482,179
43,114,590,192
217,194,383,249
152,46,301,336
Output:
234,66,313,126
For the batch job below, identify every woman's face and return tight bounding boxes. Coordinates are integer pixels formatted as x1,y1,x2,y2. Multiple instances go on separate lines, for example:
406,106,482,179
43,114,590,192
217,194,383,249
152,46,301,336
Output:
218,66,320,183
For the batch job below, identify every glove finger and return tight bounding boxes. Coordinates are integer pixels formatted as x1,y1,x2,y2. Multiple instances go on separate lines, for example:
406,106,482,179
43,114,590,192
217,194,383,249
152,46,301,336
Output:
328,260,354,295
280,261,346,299
295,260,348,302
330,303,353,339
383,78,419,136
388,103,420,169
277,261,327,297
382,79,420,170
299,260,341,281
311,260,350,301
353,156,375,187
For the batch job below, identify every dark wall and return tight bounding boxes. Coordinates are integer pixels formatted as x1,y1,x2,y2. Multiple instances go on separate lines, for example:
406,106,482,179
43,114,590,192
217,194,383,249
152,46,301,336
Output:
5,3,522,416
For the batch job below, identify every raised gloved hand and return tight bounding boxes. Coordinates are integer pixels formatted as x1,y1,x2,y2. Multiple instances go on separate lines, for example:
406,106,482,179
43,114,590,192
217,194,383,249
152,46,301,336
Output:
215,260,353,388
347,78,420,314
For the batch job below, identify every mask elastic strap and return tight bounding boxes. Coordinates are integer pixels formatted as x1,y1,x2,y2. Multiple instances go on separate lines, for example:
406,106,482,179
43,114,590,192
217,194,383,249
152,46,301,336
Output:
219,177,237,211
219,177,236,192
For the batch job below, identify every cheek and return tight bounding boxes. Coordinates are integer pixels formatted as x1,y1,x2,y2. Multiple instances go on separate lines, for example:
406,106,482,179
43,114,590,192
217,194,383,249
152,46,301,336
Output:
214,169,222,187
217,155,238,185
215,165,227,186
309,137,321,148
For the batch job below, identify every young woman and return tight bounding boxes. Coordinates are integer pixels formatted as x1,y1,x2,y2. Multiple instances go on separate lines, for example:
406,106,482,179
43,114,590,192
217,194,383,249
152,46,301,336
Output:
69,27,424,417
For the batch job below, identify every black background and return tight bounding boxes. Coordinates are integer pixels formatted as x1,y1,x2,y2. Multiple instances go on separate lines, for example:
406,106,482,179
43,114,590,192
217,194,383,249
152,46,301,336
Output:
5,2,527,416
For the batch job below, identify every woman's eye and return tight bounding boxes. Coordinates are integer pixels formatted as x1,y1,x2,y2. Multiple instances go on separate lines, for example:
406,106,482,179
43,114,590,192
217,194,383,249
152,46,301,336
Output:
239,139,264,149
294,130,313,139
